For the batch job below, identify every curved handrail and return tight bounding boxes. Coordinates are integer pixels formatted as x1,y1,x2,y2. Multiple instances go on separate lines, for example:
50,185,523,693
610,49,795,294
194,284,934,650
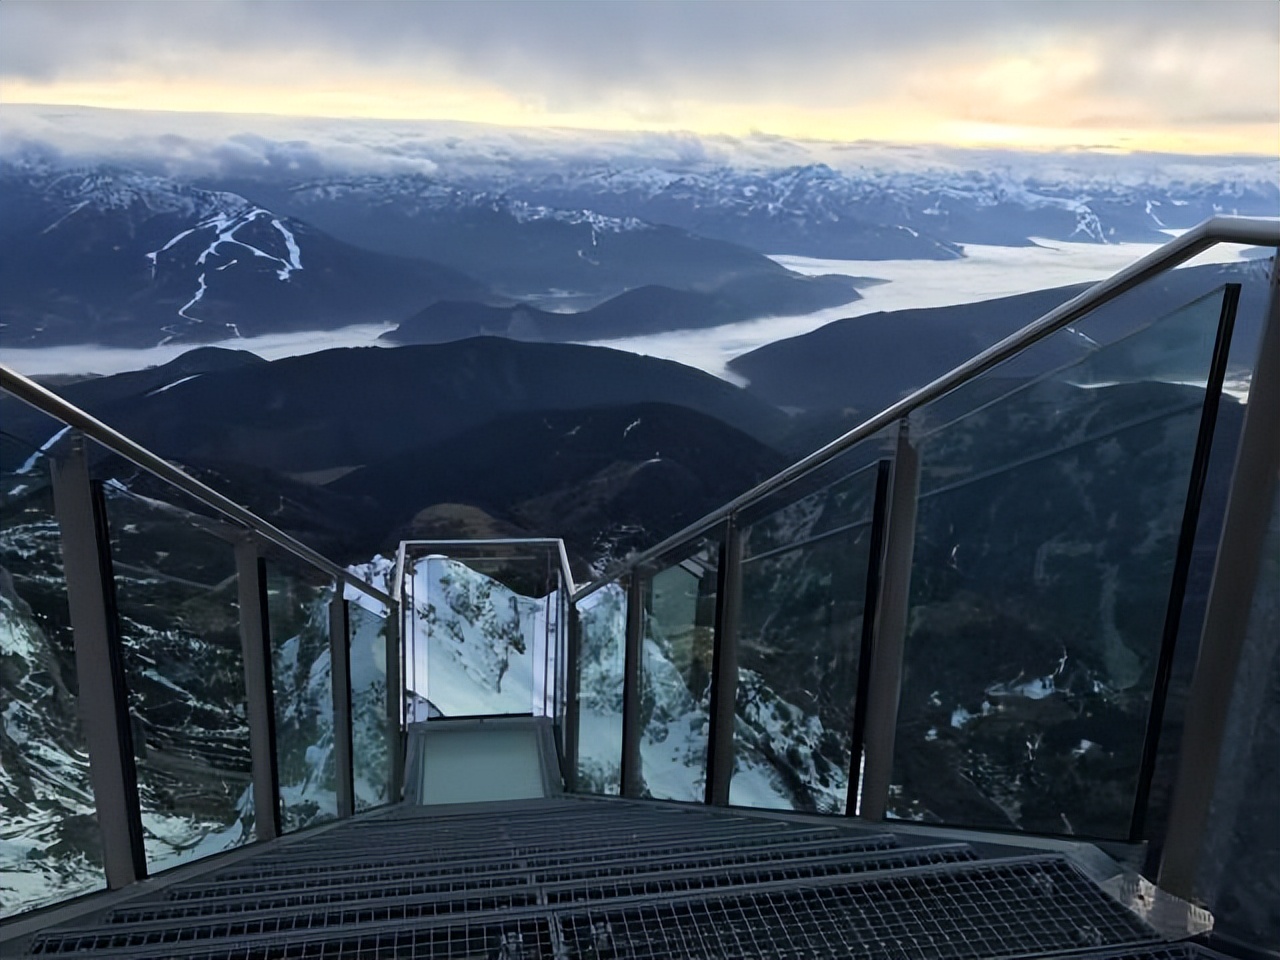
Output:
0,363,393,605
570,215,1280,602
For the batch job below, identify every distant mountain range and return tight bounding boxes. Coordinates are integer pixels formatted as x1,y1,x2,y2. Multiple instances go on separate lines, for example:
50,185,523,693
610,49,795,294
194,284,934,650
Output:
498,160,1279,254
0,161,870,348
205,160,1278,278
215,174,849,303
729,260,1273,420
2,115,1275,350
383,272,871,345
0,166,486,348
1,340,789,560
3,253,1269,558
330,402,787,560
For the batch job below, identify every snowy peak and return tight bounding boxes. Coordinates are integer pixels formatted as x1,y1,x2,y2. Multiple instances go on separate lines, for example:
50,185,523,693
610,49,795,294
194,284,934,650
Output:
149,207,305,331
0,161,489,348
19,166,306,278
18,164,253,227
286,174,651,234
483,154,1278,255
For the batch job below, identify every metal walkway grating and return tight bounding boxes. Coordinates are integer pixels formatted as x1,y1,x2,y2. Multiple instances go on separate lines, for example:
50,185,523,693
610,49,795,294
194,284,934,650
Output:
17,797,1190,959
556,857,1156,959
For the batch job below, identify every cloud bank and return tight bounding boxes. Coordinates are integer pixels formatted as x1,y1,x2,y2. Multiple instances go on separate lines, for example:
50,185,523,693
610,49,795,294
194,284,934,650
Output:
1,1,1276,154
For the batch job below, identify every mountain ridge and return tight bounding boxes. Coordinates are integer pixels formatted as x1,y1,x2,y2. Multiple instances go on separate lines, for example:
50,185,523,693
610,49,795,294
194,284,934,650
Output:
0,164,490,348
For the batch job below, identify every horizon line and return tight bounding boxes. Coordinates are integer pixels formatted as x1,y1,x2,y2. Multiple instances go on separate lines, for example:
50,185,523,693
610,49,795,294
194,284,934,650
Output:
2,100,1277,163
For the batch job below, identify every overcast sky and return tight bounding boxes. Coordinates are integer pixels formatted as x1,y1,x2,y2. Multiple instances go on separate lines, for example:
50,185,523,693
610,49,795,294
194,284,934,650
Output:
1,0,1276,155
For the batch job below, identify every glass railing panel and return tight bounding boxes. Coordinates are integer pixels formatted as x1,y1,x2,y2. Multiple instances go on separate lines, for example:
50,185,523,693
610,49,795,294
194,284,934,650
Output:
1196,485,1280,949
890,287,1233,838
347,598,391,811
639,537,720,802
403,549,557,720
574,582,626,795
551,588,571,759
918,255,1265,441
737,429,893,536
98,475,254,871
264,558,337,833
730,459,882,813
0,420,107,917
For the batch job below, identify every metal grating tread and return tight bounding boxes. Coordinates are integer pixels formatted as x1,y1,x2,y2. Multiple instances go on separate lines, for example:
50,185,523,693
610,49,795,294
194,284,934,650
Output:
531,841,977,888
110,874,532,922
33,918,554,960
146,834,911,909
1027,947,1232,960
29,856,1156,959
30,893,539,953
99,844,978,927
189,826,883,887
542,846,983,907
22,799,1168,960
557,857,1157,959
267,814,844,849
221,807,855,853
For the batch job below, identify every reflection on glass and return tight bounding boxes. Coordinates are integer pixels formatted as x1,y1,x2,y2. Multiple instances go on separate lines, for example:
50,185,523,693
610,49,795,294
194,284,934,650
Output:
347,599,390,811
404,554,555,719
102,481,254,871
639,540,719,802
0,425,107,917
574,584,626,795
891,288,1232,838
731,462,880,813
1197,487,1280,947
266,562,337,833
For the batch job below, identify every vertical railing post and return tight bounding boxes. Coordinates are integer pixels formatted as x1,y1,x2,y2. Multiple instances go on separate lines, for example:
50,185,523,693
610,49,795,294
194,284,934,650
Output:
51,435,146,888
1130,284,1240,847
558,583,570,751
542,556,555,719
847,458,894,815
620,572,645,797
857,419,920,821
1159,256,1280,897
235,538,280,841
386,600,405,800
563,599,582,792
705,517,743,806
329,596,355,819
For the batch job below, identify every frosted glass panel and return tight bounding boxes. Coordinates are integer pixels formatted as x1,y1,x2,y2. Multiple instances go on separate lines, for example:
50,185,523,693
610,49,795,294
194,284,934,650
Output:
415,725,550,805
266,562,337,833
639,539,719,802
575,584,626,795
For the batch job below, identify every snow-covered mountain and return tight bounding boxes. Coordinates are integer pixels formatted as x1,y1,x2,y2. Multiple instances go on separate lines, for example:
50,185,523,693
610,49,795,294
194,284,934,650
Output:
5,106,1276,279
0,162,486,348
397,555,554,720
202,147,1277,287
0,481,392,917
216,172,849,304
4,111,1276,348
488,158,1279,256
0,159,875,346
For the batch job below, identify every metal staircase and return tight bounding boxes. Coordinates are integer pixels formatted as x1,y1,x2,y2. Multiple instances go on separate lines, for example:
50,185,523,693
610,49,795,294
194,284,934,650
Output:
11,797,1226,959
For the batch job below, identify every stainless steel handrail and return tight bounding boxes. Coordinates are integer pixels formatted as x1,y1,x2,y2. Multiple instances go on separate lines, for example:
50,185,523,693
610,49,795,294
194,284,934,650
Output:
0,364,393,605
570,215,1280,602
